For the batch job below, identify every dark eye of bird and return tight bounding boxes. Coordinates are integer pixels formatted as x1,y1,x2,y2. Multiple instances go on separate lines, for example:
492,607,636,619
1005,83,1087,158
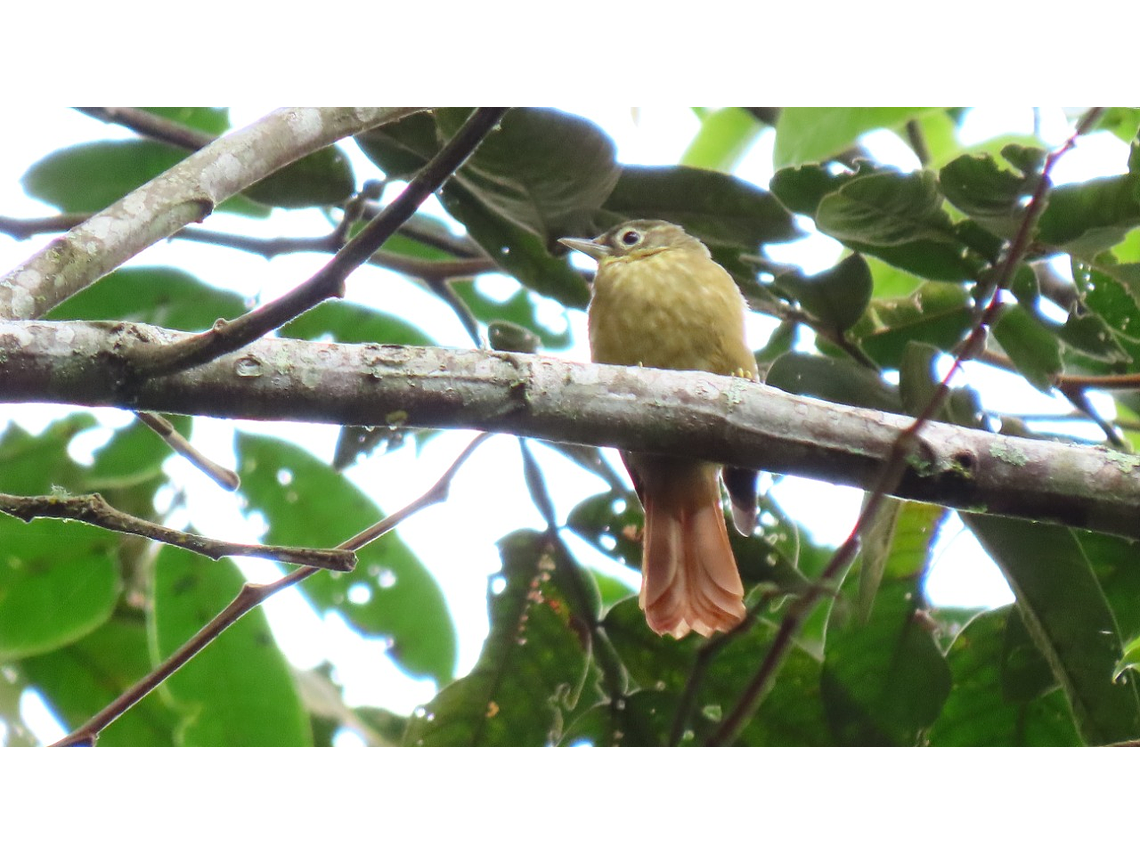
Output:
620,229,640,246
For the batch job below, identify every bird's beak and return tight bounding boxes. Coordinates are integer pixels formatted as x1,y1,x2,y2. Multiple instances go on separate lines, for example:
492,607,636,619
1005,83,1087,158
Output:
559,236,611,261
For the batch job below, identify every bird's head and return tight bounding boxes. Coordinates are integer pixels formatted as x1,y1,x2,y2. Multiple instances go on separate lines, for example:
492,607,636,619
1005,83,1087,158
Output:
559,220,707,263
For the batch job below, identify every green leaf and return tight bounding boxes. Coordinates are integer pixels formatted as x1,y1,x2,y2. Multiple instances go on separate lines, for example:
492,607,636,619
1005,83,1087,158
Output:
753,318,797,365
928,607,1081,745
23,140,187,212
144,107,230,136
405,530,590,746
773,253,873,332
1093,108,1140,144
1078,530,1140,642
150,548,310,746
964,515,1140,745
1061,267,1140,366
855,502,943,624
450,277,574,348
850,280,974,368
436,107,620,242
992,304,1062,391
0,416,95,494
604,165,801,249
22,140,265,217
46,267,246,331
681,108,764,173
897,340,942,417
440,182,592,309
816,169,956,247
85,415,191,486
821,577,951,745
1038,173,1140,258
865,255,923,300
22,617,178,746
898,341,982,427
771,162,984,281
561,689,681,746
0,516,120,660
0,418,120,660
356,109,601,310
940,152,1034,236
1002,606,1059,703
773,107,936,169
766,352,903,413
1117,635,1140,681
769,162,853,216
236,433,457,684
565,491,644,571
244,145,356,208
601,597,830,745
281,300,434,346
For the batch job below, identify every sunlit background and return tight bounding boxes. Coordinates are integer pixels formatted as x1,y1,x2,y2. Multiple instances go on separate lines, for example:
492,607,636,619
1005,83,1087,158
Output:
1,107,1128,746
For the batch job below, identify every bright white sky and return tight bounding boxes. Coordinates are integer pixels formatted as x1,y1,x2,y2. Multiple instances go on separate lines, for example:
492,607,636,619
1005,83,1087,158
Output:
1,107,1130,746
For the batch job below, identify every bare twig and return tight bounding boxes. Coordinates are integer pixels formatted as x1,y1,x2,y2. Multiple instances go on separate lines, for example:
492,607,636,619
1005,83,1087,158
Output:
134,107,509,378
135,412,240,490
75,107,215,151
0,491,354,571
0,215,497,282
707,107,1106,747
51,432,489,747
1058,387,1127,449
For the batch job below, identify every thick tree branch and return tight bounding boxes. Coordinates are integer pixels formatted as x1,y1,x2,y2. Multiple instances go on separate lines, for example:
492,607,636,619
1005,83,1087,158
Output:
0,107,424,321
4,320,1140,540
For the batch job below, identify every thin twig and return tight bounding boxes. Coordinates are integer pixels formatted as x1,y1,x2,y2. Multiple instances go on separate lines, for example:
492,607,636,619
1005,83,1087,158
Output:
75,107,216,151
0,215,497,281
707,107,1106,747
423,277,483,345
1058,372,1140,391
1059,387,1127,449
134,107,509,378
51,432,489,747
135,412,240,490
0,491,354,571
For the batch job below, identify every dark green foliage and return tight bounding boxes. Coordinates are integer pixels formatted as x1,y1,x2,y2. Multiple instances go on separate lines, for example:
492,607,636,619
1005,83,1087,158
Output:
7,107,1140,746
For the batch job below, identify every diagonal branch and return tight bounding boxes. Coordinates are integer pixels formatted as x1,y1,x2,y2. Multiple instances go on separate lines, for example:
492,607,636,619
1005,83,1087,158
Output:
133,107,509,378
75,107,216,150
51,433,489,747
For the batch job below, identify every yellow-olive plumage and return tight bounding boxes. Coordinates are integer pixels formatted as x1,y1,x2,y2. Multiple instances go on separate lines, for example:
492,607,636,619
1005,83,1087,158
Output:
560,220,757,638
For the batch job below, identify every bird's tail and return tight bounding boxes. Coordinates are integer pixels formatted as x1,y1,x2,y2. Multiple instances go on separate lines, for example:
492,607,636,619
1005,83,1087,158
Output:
635,458,746,639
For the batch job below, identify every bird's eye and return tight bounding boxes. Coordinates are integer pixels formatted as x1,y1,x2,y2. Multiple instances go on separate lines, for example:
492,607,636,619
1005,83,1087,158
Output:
620,229,640,246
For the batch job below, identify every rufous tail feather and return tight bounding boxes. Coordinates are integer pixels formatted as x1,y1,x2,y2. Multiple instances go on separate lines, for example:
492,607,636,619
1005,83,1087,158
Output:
635,459,746,639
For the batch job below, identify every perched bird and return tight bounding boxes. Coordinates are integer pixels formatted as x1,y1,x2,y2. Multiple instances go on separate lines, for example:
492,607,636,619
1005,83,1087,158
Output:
560,220,758,639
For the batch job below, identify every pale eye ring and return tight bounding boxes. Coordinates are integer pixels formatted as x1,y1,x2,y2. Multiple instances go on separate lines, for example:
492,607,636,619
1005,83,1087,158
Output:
620,229,640,246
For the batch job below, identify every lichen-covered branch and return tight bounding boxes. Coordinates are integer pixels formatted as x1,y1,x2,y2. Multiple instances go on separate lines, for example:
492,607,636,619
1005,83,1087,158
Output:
3,319,1140,540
